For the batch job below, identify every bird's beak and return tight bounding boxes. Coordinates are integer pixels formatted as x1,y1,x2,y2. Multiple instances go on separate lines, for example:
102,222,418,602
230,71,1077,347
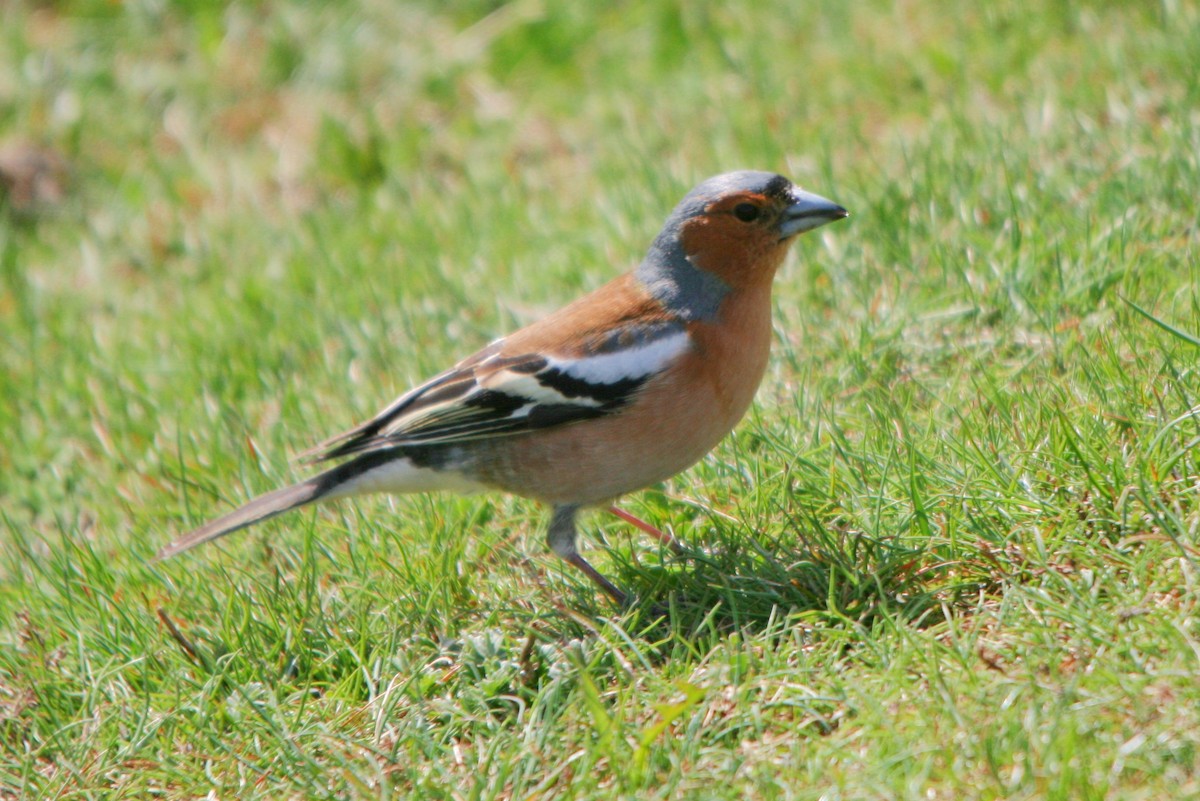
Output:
778,188,849,239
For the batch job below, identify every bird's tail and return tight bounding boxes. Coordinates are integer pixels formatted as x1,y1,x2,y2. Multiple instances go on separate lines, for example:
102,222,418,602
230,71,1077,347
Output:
154,448,478,561
154,477,328,560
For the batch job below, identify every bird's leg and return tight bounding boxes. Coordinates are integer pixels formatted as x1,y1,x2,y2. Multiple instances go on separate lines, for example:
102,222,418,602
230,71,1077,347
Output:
607,505,685,555
547,504,626,606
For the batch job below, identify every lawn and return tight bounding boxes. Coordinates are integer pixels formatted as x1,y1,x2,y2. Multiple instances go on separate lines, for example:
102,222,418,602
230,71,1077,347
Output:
2,1,1199,798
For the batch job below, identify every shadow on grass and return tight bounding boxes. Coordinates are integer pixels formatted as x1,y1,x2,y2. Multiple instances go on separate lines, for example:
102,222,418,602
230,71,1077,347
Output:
592,508,987,642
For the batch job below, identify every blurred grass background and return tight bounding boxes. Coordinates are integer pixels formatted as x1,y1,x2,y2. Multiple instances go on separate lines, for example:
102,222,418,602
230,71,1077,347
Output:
2,1,1199,798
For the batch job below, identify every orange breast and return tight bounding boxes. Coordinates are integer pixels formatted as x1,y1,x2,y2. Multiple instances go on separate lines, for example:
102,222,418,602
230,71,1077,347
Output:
468,283,775,505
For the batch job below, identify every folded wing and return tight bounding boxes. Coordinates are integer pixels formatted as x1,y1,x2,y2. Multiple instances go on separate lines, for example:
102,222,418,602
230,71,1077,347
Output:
312,321,690,461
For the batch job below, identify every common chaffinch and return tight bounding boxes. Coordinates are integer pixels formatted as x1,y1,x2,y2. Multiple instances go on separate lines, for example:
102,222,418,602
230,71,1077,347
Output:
158,171,848,605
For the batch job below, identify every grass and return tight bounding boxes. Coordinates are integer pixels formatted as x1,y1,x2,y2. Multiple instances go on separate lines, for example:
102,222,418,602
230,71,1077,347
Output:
2,0,1199,797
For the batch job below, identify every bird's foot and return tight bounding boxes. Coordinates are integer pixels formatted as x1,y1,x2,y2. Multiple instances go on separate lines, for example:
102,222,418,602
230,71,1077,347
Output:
607,505,686,555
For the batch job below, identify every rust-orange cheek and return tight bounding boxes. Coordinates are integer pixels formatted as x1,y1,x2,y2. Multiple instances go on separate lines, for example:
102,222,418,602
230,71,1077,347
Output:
677,216,791,289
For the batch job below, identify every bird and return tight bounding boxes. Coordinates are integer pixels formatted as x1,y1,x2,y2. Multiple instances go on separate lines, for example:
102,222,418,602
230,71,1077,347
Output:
157,170,848,606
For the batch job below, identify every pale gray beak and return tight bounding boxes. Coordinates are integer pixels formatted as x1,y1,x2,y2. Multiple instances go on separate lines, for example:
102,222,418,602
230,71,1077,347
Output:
778,188,848,239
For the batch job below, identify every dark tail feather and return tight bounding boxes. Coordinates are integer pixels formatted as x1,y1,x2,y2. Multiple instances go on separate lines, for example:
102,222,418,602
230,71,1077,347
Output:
155,478,325,560
155,449,411,561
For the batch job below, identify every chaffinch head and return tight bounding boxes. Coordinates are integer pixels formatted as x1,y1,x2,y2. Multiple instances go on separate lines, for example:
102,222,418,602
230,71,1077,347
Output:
158,170,848,605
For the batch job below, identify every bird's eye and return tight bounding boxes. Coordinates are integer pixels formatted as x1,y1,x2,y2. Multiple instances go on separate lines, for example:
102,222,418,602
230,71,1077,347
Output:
733,203,761,222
